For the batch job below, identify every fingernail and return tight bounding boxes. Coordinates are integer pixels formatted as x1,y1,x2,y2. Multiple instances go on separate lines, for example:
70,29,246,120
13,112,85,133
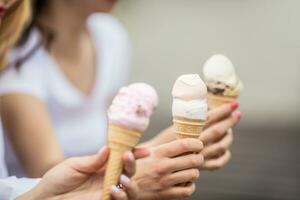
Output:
120,174,130,185
111,185,120,193
233,111,242,121
128,151,134,161
229,101,239,110
98,146,106,154
134,147,150,156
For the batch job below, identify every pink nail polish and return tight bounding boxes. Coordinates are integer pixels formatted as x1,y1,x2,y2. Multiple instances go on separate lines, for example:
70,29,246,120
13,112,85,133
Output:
234,112,242,121
0,6,6,18
229,101,239,110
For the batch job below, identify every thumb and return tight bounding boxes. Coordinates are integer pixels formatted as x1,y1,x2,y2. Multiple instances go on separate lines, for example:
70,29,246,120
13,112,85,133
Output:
66,146,109,174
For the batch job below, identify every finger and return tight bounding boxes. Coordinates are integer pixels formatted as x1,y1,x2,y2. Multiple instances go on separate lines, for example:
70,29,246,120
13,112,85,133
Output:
119,174,138,200
65,146,109,174
202,150,231,170
111,185,128,200
206,101,239,127
133,147,150,159
200,111,241,145
157,153,204,174
159,183,196,199
122,151,135,177
202,130,233,159
160,169,200,187
155,138,203,158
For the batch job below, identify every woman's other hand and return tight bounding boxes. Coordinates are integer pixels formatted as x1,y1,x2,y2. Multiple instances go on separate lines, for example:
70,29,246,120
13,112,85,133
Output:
200,101,241,170
16,146,149,200
134,139,204,200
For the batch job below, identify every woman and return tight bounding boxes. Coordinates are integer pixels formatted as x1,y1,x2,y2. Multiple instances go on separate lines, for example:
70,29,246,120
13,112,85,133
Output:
0,0,241,199
0,0,143,200
0,0,30,179
0,0,132,177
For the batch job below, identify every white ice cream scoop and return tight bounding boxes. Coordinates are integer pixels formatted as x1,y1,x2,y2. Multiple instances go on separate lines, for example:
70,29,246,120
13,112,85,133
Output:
203,54,238,87
172,74,207,120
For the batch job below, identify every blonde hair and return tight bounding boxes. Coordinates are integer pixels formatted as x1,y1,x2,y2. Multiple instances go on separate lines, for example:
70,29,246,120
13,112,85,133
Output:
0,0,31,69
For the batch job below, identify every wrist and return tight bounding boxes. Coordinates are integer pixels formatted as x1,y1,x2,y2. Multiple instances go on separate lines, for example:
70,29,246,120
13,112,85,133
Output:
15,189,39,200
15,183,50,200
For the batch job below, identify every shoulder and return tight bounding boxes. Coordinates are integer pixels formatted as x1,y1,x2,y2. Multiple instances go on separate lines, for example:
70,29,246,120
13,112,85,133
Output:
88,13,128,38
0,33,50,101
87,14,131,98
6,29,49,78
88,13,130,48
0,65,48,101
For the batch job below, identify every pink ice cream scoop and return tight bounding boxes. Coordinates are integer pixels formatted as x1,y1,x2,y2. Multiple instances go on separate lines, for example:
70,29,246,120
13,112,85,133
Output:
108,83,159,132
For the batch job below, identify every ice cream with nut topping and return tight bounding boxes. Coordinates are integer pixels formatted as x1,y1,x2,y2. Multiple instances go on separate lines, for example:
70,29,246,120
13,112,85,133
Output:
203,54,243,98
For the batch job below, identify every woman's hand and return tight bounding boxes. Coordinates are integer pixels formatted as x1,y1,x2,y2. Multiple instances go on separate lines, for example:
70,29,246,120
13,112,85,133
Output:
200,101,241,170
134,139,204,200
17,147,149,200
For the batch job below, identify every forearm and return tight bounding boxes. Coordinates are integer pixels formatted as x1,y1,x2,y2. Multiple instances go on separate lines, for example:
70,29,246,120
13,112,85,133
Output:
1,94,65,177
139,126,176,148
15,183,48,200
8,128,64,177
15,190,38,200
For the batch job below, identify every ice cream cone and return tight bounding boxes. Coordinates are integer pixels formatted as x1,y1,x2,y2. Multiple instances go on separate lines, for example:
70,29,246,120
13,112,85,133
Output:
208,92,236,109
103,83,158,200
173,117,205,186
173,117,206,139
171,74,208,187
102,124,142,200
203,54,243,109
171,74,207,139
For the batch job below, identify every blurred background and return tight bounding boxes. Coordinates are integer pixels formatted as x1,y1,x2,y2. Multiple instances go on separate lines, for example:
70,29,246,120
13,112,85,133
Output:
114,0,300,199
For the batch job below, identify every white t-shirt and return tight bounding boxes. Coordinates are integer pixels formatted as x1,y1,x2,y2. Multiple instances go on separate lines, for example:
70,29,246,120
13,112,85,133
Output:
0,13,130,177
0,176,39,200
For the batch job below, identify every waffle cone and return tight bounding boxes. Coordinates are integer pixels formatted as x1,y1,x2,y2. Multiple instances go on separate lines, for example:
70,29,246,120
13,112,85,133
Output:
208,92,237,109
102,124,142,200
173,117,206,139
173,117,205,186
